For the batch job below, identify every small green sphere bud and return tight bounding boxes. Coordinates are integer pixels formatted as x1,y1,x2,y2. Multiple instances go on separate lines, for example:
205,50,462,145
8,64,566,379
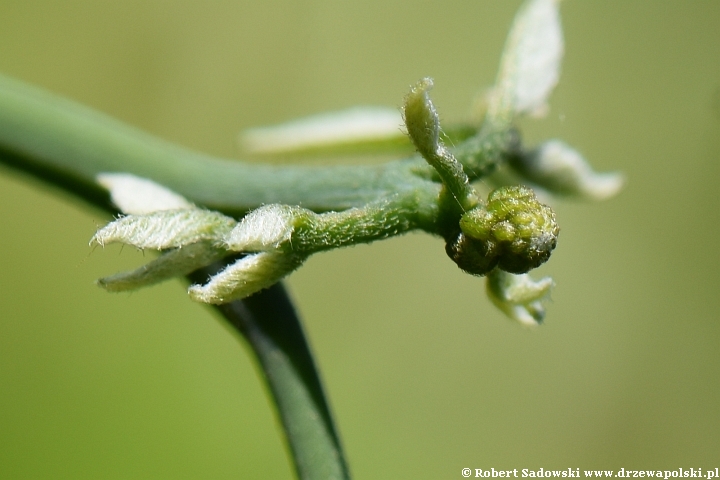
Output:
447,186,559,275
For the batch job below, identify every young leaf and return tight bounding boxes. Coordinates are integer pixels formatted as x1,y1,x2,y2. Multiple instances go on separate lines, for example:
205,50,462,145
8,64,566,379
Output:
487,0,563,126
188,251,304,304
511,140,625,200
240,106,408,156
97,173,195,214
486,268,553,327
97,241,228,292
226,204,303,252
92,209,236,250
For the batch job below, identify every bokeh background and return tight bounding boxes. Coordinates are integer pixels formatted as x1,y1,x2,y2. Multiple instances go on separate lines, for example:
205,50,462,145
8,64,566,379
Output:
1,1,719,478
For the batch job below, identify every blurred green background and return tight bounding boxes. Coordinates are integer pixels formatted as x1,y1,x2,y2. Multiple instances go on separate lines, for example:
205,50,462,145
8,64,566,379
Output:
1,1,719,478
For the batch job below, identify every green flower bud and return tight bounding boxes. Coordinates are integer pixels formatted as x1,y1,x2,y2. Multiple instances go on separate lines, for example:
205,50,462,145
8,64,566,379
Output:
446,186,558,275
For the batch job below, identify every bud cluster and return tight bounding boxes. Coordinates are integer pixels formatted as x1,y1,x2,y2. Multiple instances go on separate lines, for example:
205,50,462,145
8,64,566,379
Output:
446,186,559,276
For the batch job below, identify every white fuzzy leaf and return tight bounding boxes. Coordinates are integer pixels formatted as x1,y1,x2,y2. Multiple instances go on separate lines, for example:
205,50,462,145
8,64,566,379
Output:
226,204,303,252
188,252,303,304
486,269,553,327
241,107,404,155
97,173,194,214
92,209,236,250
515,140,624,200
488,0,563,124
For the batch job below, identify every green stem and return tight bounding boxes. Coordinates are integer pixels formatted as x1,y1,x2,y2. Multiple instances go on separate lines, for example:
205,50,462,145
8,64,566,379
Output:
288,193,440,254
453,126,519,182
0,73,519,478
0,73,430,216
0,73,513,219
194,273,350,480
0,73,351,479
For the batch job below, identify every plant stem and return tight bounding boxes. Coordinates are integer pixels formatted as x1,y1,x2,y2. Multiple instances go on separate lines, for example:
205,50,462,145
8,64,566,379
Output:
0,73,351,479
200,276,350,480
0,73,518,478
0,73,430,216
0,74,513,219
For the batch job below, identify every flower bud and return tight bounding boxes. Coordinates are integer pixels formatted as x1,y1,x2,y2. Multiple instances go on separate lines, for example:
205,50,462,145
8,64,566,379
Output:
446,186,559,275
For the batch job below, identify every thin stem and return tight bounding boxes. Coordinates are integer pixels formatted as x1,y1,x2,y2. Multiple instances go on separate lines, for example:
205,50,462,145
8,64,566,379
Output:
0,73,428,216
0,73,352,479
289,192,440,254
403,78,478,214
453,126,519,182
0,74,513,219
192,272,350,480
